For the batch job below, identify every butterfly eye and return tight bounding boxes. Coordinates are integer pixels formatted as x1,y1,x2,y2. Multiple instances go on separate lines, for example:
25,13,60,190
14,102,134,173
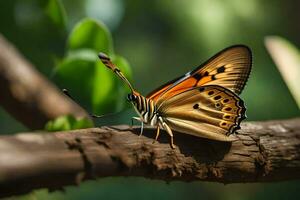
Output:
127,94,137,102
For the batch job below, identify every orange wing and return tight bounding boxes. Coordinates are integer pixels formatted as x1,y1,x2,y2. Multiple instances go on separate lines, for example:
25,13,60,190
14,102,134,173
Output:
147,45,252,104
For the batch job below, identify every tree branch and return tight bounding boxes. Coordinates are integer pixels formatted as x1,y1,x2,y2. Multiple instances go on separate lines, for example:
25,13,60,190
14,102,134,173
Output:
0,34,89,129
0,118,299,197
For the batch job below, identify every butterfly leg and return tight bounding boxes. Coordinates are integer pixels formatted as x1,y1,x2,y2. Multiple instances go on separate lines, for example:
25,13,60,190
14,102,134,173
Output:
152,126,160,144
131,117,141,127
161,122,175,149
139,121,144,137
131,117,144,136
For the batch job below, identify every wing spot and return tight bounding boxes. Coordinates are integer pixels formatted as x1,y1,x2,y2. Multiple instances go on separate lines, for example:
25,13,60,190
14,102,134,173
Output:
224,115,230,119
199,87,205,92
215,103,221,108
193,103,199,109
203,71,209,76
208,91,214,95
214,95,221,100
223,99,229,103
217,66,226,73
211,75,216,80
221,122,227,126
193,73,202,80
225,107,232,111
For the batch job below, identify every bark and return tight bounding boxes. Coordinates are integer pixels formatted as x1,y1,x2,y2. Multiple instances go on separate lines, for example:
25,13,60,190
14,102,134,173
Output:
0,34,89,129
0,118,300,197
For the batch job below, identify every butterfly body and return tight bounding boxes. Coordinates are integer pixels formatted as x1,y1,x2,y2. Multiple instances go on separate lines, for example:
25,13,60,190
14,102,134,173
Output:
98,45,252,148
127,93,159,126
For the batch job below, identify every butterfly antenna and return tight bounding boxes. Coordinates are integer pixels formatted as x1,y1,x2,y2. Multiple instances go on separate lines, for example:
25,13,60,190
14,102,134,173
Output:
62,89,74,100
98,52,135,93
91,111,123,119
62,89,108,119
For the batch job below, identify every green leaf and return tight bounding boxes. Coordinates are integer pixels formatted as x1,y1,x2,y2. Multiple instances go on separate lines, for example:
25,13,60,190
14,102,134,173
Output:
45,115,72,131
91,61,118,114
45,115,93,132
53,54,97,109
45,0,67,29
66,48,99,61
265,36,300,109
72,117,94,130
67,18,113,54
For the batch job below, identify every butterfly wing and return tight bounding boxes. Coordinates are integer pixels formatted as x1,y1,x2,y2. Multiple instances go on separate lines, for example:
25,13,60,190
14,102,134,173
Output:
158,85,246,141
147,45,251,103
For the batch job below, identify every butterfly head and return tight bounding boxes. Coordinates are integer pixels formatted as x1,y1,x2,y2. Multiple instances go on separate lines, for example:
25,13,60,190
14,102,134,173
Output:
127,93,136,102
126,91,141,104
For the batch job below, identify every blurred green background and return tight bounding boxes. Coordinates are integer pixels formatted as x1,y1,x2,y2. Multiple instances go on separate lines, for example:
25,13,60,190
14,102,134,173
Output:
0,0,300,199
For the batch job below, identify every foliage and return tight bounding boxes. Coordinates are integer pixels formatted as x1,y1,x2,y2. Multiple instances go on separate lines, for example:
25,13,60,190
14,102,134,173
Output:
42,0,132,131
265,36,300,109
45,0,67,29
53,18,132,116
45,115,93,131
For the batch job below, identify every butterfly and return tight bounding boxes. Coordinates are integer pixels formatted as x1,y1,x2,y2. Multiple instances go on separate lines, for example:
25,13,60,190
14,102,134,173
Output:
98,45,252,148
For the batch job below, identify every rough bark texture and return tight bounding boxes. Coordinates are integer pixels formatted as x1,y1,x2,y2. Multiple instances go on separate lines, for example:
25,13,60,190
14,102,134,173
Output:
0,34,89,129
0,118,299,197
